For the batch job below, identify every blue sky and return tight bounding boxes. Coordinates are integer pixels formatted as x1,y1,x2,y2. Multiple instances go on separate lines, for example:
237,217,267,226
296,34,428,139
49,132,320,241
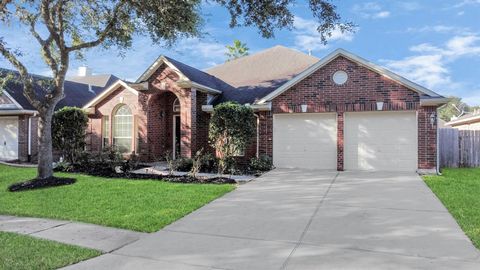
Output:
1,0,480,105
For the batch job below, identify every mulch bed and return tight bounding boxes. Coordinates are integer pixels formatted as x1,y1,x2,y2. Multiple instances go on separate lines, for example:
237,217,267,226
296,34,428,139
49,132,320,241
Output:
127,173,237,184
8,177,76,192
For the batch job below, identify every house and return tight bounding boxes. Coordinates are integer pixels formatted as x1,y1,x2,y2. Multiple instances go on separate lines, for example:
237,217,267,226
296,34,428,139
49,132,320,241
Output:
0,67,117,161
445,110,480,130
83,46,448,173
84,46,448,171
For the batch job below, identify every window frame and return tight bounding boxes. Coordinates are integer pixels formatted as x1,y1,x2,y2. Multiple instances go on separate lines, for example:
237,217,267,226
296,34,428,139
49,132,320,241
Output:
112,104,133,153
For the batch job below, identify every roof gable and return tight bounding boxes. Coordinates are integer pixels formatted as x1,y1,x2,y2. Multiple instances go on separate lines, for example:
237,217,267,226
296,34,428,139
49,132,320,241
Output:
135,56,236,94
257,48,446,104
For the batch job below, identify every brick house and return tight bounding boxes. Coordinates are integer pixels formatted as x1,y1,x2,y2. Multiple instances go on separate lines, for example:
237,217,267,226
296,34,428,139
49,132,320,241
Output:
0,46,448,171
81,46,448,173
0,67,117,162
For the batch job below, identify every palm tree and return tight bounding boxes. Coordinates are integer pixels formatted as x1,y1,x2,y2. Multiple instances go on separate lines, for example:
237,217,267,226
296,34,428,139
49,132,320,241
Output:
225,40,249,61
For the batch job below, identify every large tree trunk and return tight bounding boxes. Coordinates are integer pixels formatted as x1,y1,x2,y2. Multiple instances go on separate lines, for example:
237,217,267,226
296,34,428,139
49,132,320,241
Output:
37,108,55,180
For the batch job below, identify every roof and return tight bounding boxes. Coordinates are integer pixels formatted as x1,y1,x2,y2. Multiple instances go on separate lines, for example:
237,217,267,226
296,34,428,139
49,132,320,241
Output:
135,55,236,94
206,45,319,104
257,48,447,105
446,112,480,126
67,74,118,87
0,68,118,111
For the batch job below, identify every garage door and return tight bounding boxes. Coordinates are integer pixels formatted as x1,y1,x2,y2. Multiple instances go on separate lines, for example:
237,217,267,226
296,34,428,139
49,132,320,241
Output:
273,113,337,169
0,117,19,160
344,111,417,171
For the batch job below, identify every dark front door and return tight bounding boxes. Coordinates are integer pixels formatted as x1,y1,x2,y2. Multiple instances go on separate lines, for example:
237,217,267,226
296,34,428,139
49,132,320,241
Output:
174,115,181,159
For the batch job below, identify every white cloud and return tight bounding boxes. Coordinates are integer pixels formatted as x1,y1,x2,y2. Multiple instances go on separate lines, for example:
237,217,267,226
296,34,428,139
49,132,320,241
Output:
453,0,480,8
406,25,464,34
352,2,391,19
292,16,355,52
382,35,480,100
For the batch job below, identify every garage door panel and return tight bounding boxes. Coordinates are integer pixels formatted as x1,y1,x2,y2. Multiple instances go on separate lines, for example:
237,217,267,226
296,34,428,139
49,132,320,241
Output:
0,117,19,160
273,113,337,170
344,112,417,172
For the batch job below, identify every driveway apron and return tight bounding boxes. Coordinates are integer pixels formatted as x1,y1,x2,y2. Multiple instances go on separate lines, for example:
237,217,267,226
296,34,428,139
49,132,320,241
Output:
65,170,480,270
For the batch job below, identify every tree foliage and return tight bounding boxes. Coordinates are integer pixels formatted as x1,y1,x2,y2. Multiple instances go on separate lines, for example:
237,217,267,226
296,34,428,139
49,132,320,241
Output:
52,107,88,164
439,96,480,122
226,39,249,61
0,0,351,180
209,102,256,174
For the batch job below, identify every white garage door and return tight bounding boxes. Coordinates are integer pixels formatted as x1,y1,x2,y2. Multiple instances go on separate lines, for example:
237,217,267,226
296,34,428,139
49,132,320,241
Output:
0,117,19,160
344,111,417,171
273,113,337,169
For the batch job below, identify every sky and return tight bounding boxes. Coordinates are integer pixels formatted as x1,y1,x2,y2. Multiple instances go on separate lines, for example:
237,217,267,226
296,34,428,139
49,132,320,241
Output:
1,0,480,105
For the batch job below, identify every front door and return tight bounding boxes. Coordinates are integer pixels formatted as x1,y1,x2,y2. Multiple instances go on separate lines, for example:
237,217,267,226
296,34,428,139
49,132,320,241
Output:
173,115,181,159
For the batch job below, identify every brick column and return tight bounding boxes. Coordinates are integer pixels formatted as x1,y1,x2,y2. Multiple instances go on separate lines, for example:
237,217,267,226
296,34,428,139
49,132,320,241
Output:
337,112,344,171
418,107,437,170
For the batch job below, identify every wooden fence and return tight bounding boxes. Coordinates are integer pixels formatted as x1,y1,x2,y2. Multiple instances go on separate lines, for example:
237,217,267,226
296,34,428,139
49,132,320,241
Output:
439,128,480,168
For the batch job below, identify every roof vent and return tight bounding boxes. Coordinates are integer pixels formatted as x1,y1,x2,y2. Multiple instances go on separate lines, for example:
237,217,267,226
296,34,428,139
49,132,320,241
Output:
77,66,92,77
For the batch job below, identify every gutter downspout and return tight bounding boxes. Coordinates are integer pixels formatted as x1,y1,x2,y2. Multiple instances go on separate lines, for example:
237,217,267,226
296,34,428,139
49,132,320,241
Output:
436,108,441,175
254,114,259,158
27,116,32,162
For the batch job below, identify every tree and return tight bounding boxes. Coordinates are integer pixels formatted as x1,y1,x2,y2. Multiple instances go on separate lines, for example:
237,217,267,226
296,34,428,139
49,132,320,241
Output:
209,102,256,174
226,39,249,61
0,0,352,181
438,96,479,122
52,107,88,164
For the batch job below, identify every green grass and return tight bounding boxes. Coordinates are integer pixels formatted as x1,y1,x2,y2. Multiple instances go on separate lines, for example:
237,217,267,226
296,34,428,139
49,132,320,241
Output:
423,168,480,249
0,165,235,232
0,231,100,270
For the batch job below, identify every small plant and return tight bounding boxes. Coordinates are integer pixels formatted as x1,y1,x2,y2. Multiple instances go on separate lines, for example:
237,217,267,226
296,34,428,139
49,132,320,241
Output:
164,150,175,175
189,149,204,178
249,155,273,173
121,153,140,176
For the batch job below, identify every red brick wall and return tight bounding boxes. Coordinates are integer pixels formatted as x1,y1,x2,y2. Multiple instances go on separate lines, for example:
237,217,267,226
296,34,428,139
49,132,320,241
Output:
18,115,38,162
87,64,209,161
418,107,437,169
257,56,438,170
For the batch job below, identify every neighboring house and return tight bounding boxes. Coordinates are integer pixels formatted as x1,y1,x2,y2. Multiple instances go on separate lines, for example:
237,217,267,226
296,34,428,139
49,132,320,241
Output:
83,46,447,173
445,111,480,130
0,68,117,161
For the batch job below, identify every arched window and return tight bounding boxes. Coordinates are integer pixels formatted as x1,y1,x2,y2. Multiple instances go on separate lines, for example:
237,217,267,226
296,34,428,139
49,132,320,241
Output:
113,104,133,153
173,98,180,113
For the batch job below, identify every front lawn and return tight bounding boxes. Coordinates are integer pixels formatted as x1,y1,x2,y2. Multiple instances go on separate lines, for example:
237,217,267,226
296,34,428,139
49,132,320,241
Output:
423,168,480,249
0,165,234,232
0,231,100,270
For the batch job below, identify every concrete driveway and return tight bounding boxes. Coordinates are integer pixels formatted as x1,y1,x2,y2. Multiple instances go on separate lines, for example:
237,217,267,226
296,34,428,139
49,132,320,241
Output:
65,170,480,270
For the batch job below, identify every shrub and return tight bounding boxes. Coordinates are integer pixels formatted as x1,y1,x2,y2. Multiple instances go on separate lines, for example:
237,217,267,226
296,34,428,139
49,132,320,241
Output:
209,102,256,174
175,158,193,172
201,153,217,173
52,107,89,164
249,155,273,173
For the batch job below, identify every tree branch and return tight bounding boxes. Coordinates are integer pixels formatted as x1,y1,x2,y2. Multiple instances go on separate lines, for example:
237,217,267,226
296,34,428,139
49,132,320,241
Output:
0,40,42,109
67,0,127,52
28,15,58,75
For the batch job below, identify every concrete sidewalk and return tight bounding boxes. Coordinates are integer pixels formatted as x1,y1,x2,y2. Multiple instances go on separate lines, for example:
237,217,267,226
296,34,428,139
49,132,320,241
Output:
63,170,480,270
0,215,145,252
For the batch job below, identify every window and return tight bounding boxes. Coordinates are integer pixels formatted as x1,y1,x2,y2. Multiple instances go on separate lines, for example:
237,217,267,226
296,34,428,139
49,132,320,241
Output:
102,116,109,148
173,98,180,113
113,104,133,153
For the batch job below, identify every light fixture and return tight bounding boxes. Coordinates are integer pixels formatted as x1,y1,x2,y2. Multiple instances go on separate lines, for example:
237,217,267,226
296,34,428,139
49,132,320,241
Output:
301,104,308,113
430,113,436,126
376,101,384,111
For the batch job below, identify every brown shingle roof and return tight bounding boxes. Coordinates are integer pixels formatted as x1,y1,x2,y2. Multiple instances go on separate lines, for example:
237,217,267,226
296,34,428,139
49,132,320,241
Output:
206,45,318,104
